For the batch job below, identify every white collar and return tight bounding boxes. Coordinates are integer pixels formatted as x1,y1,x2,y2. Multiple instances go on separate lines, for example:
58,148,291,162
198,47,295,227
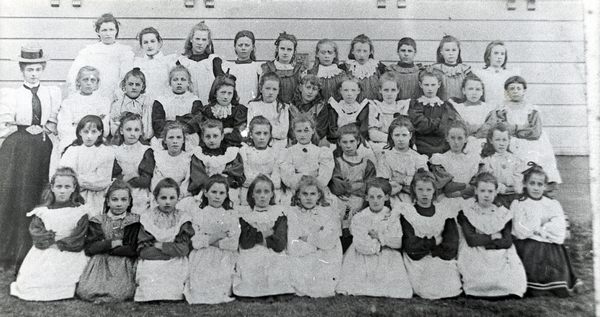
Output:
274,60,294,70
417,96,444,106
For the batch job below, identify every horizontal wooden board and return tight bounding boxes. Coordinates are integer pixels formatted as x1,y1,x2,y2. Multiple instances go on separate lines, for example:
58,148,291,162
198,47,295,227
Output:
538,105,588,127
0,17,584,43
545,127,589,155
0,0,584,21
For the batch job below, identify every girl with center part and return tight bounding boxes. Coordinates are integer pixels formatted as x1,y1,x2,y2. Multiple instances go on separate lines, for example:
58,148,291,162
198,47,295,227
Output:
287,175,342,298
400,169,462,299
307,39,346,102
336,178,412,298
472,40,520,107
110,68,154,140
343,34,387,102
329,76,371,142
233,175,294,298
431,35,471,101
133,27,174,100
134,178,194,302
261,32,305,104
457,172,527,298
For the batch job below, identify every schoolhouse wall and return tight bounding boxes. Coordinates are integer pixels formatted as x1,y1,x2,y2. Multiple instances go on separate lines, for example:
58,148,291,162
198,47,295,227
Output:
0,0,587,155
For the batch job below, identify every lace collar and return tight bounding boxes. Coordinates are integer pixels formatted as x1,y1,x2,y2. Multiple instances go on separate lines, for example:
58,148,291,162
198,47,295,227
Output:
210,104,232,119
346,59,379,79
316,64,343,79
274,60,294,71
434,63,471,77
417,96,444,106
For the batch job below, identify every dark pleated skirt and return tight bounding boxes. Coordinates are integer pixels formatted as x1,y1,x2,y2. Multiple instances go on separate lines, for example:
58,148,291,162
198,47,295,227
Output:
514,238,577,297
0,127,52,270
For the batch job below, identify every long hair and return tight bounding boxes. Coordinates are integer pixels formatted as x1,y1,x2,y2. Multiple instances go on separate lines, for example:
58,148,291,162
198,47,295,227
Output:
291,175,330,207
70,115,104,147
39,167,85,207
183,21,214,57
291,113,319,145
480,122,511,158
246,174,276,209
161,120,186,151
111,112,145,146
103,179,133,214
378,71,401,102
313,38,339,66
521,162,549,199
348,34,375,60
254,72,287,116
334,123,362,157
291,74,324,105
483,40,507,69
365,178,392,210
120,67,147,94
274,32,298,62
418,68,444,98
436,35,462,64
169,63,194,93
461,73,485,102
200,174,234,210
385,116,414,150
247,115,273,148
208,73,240,105
234,30,256,61
445,120,469,153
409,168,438,203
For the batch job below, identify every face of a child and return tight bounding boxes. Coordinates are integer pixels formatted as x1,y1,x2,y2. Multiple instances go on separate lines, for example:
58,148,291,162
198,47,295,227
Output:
340,81,360,104
192,30,210,55
261,80,279,103
525,173,546,199
379,81,399,104
397,44,416,64
506,83,525,102
277,40,295,64
216,85,234,107
235,36,254,62
317,43,336,66
489,45,506,68
141,33,162,57
97,22,117,45
476,181,497,208
462,80,483,103
108,189,130,216
490,130,509,154
339,134,358,157
78,71,99,96
206,182,228,209
352,42,371,65
414,180,435,208
52,176,76,203
447,127,467,154
250,124,271,149
441,42,459,65
203,127,224,149
121,120,142,145
165,128,184,155
124,75,144,99
300,81,320,104
80,122,102,147
366,187,388,213
170,71,190,94
391,126,411,151
22,63,44,85
252,181,273,209
420,76,440,98
294,121,314,145
156,187,178,213
298,185,320,210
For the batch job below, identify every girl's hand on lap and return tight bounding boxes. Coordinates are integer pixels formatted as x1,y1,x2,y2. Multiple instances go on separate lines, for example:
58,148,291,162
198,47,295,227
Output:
111,239,123,248
223,128,233,134
44,122,58,135
154,242,163,250
368,230,379,240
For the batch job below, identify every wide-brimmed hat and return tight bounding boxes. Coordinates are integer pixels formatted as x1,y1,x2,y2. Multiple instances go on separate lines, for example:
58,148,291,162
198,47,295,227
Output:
14,44,51,63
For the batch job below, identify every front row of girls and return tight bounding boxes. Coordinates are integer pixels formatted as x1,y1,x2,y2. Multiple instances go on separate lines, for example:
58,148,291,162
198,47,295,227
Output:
11,160,579,303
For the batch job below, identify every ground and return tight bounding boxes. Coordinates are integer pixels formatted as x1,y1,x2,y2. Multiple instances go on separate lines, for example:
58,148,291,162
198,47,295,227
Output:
0,156,594,317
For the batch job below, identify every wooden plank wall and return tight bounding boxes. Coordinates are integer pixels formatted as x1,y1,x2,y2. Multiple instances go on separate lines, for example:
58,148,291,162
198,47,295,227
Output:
0,0,587,155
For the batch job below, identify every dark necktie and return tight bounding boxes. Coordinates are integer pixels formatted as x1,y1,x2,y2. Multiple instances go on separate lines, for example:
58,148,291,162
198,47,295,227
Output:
23,85,42,125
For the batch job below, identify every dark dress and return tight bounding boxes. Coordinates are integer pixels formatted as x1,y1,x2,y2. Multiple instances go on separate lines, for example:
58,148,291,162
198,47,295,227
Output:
200,102,248,148
261,61,305,104
407,97,461,157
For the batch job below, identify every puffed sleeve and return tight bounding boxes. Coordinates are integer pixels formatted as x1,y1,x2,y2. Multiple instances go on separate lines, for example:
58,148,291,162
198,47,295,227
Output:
325,102,339,143
129,148,154,189
188,154,209,196
151,100,167,137
227,104,248,146
317,147,334,188
368,103,388,143
431,218,459,260
429,154,454,191
161,221,195,257
511,200,535,240
408,99,440,135
476,109,501,139
539,201,567,244
239,217,263,250
356,102,370,141
46,86,62,124
515,109,542,140
57,98,77,146
315,102,331,142
266,215,288,253
350,212,380,255
56,214,89,252
108,222,140,257
329,158,349,196
400,215,436,260
222,154,245,189
109,96,124,136
279,149,301,190
84,218,111,256
484,221,513,250
29,215,55,250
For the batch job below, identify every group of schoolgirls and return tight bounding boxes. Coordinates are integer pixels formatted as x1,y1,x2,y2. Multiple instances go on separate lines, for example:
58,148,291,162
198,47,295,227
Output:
8,13,580,304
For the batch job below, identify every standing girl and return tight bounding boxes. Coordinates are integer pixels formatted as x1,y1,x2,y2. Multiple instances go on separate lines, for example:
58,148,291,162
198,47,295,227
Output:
110,68,154,140
378,117,428,204
10,167,88,301
181,175,240,304
59,115,115,217
307,39,346,102
408,68,462,157
0,45,61,271
135,178,194,301
431,35,472,101
472,41,520,107
387,37,422,100
239,116,282,205
111,112,151,214
480,123,526,208
457,172,527,298
287,175,342,298
329,123,377,252
400,169,462,299
512,163,580,297
328,76,370,141
429,121,481,198
483,76,562,186
343,34,387,102
76,180,141,303
133,27,173,100
58,66,111,154
233,175,294,298
219,30,263,106
246,72,290,149
180,21,219,104
261,32,305,104
67,13,134,100
199,73,248,148
336,178,412,298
